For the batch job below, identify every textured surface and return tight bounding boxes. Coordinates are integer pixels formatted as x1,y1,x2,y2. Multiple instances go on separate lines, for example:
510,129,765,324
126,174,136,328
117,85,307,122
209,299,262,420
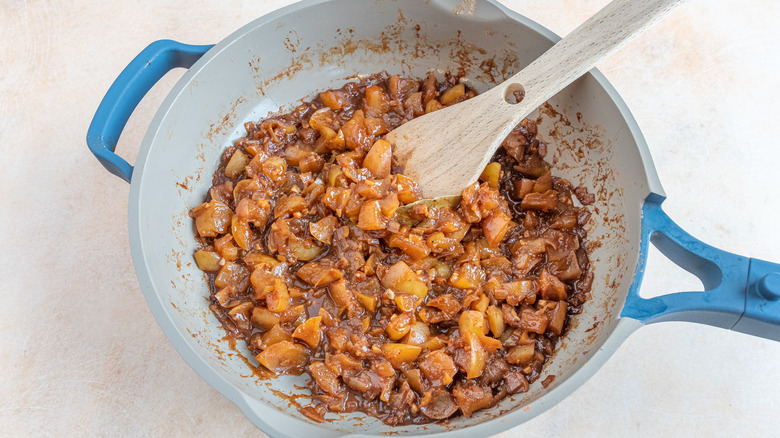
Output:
1,0,779,436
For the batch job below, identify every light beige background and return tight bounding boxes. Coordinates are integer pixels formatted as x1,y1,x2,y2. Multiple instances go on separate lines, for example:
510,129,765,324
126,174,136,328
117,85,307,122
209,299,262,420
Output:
1,0,779,436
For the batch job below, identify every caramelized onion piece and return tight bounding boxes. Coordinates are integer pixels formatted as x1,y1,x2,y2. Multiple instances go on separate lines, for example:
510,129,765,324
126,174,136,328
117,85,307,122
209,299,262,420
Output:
419,388,458,420
256,341,309,375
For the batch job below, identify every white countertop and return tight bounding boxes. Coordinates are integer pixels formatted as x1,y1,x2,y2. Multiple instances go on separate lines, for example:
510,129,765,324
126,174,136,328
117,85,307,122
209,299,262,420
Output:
1,0,779,436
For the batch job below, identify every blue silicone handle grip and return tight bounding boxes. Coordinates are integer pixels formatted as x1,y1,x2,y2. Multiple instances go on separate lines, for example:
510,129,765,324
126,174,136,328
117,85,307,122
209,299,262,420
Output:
622,194,780,341
86,40,213,182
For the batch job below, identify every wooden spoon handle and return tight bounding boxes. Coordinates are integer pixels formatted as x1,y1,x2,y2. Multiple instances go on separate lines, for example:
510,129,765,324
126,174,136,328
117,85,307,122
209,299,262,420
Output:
490,0,687,122
386,0,688,199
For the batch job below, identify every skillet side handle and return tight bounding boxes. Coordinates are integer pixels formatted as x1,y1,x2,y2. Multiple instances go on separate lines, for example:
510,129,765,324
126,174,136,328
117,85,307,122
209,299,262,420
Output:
86,40,213,182
622,194,780,341
733,259,780,340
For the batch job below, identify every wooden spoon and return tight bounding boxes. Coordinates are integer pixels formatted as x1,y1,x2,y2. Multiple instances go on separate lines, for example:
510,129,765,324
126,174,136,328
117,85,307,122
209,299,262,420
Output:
386,0,687,199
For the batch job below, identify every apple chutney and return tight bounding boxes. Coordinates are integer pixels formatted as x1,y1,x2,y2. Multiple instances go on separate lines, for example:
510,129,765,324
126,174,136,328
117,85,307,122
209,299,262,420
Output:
189,72,594,425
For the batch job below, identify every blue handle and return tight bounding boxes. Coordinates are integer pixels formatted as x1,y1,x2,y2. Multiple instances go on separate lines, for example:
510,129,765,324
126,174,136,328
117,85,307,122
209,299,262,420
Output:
622,194,780,341
86,40,213,182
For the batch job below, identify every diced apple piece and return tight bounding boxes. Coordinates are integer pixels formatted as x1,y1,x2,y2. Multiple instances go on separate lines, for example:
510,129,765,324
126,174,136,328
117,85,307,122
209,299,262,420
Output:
452,381,493,417
364,117,390,135
214,285,238,307
363,139,392,178
250,266,276,299
296,262,344,286
364,85,390,116
480,209,512,247
289,237,324,262
433,261,452,280
309,215,338,245
209,180,234,205
299,152,325,173
471,293,489,313
274,195,306,218
256,340,309,375
326,351,362,374
308,361,344,396
404,369,424,394
326,165,346,187
308,108,340,133
319,90,346,110
266,278,290,313
328,279,357,315
402,321,431,346
404,91,425,117
481,255,511,271
540,269,568,301
485,305,505,337
214,262,250,293
356,292,378,313
427,294,461,316
318,308,337,329
459,310,487,337
394,174,423,204
251,307,280,331
394,293,419,313
506,344,535,365
381,343,422,368
479,162,501,189
479,335,502,353
417,335,447,351
227,302,253,331
284,144,308,166
425,99,443,113
426,231,459,255
380,261,429,298
439,83,465,105
341,110,369,151
352,178,383,199
213,235,239,262
287,286,306,298
474,238,501,259
419,350,457,387
388,75,420,101
261,156,288,186
233,178,262,203
225,149,250,179
260,324,293,348
387,232,430,260
378,192,399,217
191,200,232,238
502,280,538,306
512,238,548,255
419,387,458,420
194,250,221,271
548,251,582,281
547,300,567,335
293,316,323,349
231,214,257,251
386,312,415,341
549,212,578,230
357,200,387,231
448,263,485,289
464,332,487,379
280,304,305,325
